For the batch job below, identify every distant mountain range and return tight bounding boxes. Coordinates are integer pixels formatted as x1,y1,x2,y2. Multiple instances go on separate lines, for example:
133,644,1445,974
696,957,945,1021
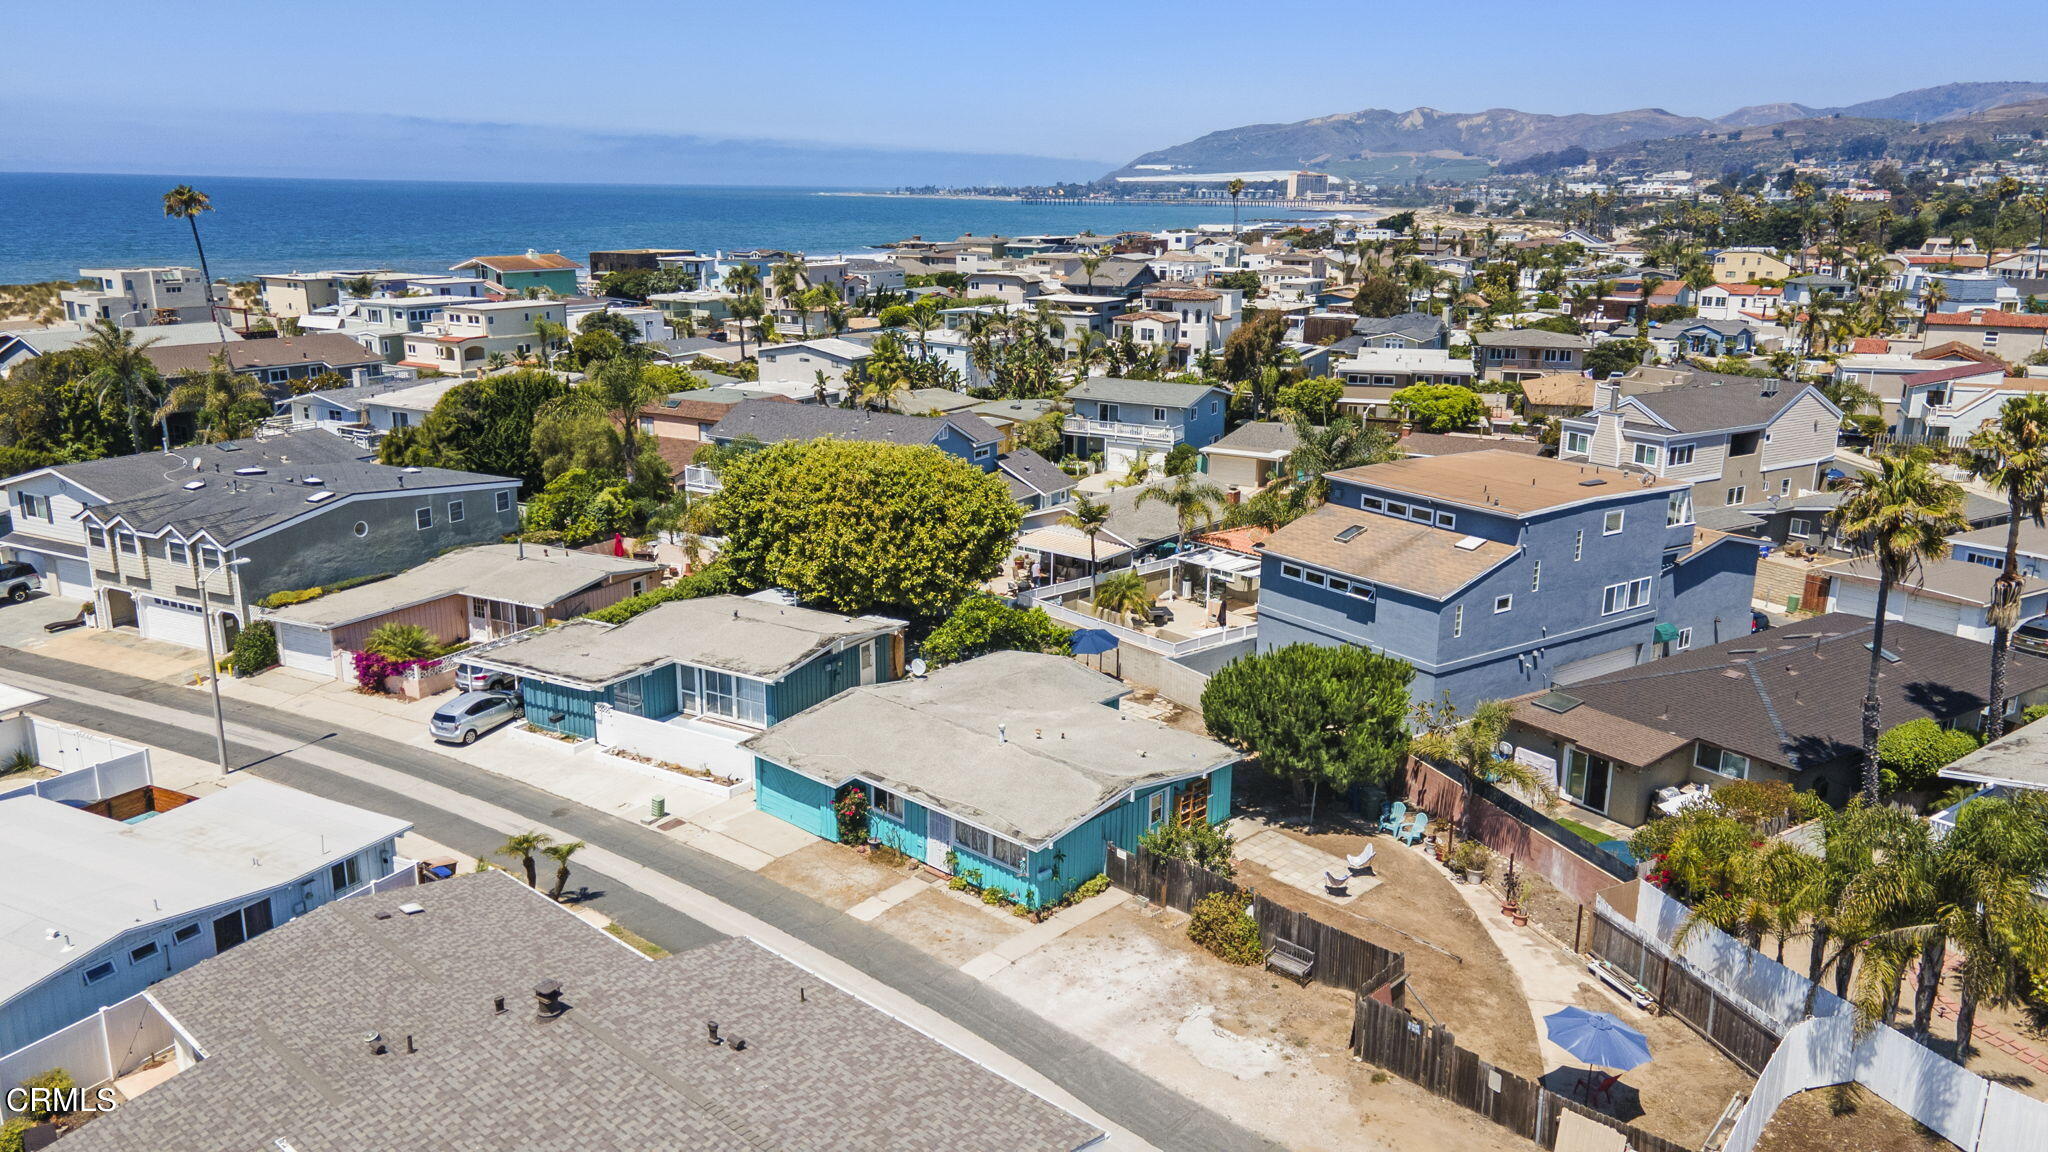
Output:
1106,82,2048,182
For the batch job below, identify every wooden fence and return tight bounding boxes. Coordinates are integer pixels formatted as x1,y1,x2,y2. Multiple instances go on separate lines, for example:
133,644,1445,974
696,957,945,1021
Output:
1104,844,1402,991
1398,755,1636,906
1351,965,1695,1152
1583,905,1783,1076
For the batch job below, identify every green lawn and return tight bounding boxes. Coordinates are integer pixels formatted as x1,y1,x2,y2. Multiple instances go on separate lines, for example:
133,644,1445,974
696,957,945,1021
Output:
1551,816,1611,847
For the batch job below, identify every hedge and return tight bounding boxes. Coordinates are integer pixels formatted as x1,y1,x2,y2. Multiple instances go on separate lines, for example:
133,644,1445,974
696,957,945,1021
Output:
583,562,734,624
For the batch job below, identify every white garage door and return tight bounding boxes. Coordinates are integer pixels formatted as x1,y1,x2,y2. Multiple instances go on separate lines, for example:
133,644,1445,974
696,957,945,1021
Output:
1553,644,1641,685
276,622,335,675
50,558,91,600
137,596,208,649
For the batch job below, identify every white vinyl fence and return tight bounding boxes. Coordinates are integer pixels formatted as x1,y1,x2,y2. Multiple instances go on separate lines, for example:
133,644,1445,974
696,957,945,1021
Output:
0,994,176,1119
1608,882,2048,1152
0,718,152,806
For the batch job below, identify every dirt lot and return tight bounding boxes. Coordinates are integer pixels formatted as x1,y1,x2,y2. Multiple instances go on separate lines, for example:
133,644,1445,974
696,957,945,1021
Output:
757,841,915,910
997,901,1534,1152
1753,1085,1959,1152
870,887,1028,966
1237,824,1546,1078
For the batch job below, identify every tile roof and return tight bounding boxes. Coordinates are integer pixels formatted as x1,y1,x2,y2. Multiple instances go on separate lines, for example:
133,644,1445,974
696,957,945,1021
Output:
1327,450,1682,516
744,651,1236,845
1535,614,2048,772
1915,341,2007,363
1902,361,2006,387
1257,502,1517,599
37,430,511,543
1925,309,2048,330
58,871,1098,1152
1143,287,1222,301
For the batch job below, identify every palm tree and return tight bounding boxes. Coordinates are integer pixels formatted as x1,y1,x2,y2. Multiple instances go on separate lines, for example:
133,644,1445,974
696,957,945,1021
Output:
1061,492,1111,594
722,262,761,299
544,840,586,901
1280,411,1396,505
79,319,165,451
162,185,223,339
729,293,765,359
1922,278,1949,321
587,357,660,486
1226,178,1246,234
155,353,269,444
646,488,718,571
498,831,553,888
1410,698,1553,837
1968,396,2048,738
1134,472,1225,552
532,317,569,364
1827,457,1968,799
1092,570,1152,626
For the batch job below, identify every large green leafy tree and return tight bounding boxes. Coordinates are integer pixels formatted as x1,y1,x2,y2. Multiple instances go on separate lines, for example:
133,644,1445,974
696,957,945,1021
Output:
1391,383,1486,432
1201,644,1414,803
715,439,1022,619
920,595,1072,666
1582,339,1647,380
378,368,569,492
0,348,127,461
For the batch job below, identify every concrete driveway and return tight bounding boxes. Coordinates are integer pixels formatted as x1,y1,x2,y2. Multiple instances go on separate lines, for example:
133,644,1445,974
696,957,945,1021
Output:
0,591,87,650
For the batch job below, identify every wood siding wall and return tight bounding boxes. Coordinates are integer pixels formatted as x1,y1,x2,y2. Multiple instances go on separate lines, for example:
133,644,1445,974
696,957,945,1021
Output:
329,595,472,652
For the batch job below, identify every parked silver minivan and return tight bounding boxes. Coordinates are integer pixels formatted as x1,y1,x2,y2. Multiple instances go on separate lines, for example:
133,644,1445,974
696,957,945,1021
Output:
429,691,520,745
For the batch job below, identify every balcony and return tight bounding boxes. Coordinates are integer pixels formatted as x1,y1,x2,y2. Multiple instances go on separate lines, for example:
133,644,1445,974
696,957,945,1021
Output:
1061,415,1177,446
682,465,722,493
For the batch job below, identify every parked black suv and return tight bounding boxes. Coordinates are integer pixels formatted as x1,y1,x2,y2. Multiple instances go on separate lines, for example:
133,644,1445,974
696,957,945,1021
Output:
0,562,39,604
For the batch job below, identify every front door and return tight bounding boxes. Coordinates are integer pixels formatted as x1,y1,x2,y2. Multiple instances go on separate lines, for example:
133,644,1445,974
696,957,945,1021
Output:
1176,776,1211,825
925,811,953,869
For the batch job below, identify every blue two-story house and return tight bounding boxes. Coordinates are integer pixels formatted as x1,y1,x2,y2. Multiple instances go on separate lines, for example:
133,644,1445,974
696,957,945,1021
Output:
745,651,1238,908
1062,376,1231,474
1253,451,1760,713
704,399,1073,520
462,594,905,783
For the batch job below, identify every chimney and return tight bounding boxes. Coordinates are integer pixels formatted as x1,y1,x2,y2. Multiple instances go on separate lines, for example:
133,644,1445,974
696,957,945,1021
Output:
1594,374,1620,412
533,980,566,1022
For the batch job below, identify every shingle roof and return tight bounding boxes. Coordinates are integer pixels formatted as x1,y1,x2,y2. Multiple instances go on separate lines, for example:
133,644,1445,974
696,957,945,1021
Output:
1471,329,1591,349
1202,421,1300,457
708,399,998,448
1327,450,1682,516
1826,554,2048,607
467,594,900,687
38,430,511,543
263,544,661,629
1351,311,1447,341
1520,372,1597,408
997,449,1075,498
1067,376,1227,408
1397,432,1545,458
1538,614,2048,772
1510,694,1690,767
144,333,382,379
1257,502,1517,599
744,651,1236,845
57,871,1098,1152
1617,376,1816,433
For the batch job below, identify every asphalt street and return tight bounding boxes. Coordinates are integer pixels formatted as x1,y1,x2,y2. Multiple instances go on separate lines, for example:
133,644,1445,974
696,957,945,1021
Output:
0,645,1283,1152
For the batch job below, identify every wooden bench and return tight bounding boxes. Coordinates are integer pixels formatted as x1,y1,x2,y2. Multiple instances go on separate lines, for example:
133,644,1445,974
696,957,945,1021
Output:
1587,956,1656,1012
1267,939,1316,985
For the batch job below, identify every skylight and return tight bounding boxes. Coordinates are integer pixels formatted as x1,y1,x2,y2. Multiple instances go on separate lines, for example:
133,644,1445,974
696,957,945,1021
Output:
1454,536,1485,551
1334,524,1366,543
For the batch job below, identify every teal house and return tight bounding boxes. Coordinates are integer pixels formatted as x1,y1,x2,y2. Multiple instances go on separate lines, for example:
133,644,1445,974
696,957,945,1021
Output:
461,594,904,780
744,651,1237,908
452,251,583,297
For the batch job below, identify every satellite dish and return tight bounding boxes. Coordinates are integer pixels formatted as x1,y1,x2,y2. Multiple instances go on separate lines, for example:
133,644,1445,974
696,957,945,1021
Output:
908,658,928,678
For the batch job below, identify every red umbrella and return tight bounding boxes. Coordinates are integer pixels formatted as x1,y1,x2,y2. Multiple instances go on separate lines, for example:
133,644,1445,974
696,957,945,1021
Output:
612,532,627,557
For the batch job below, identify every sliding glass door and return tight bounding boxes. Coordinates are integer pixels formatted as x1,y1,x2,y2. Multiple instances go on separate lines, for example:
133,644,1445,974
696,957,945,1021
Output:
1562,747,1612,815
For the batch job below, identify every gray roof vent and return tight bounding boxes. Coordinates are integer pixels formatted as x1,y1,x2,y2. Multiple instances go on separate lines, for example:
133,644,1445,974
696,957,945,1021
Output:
183,480,206,490
1578,477,1607,487
234,466,266,476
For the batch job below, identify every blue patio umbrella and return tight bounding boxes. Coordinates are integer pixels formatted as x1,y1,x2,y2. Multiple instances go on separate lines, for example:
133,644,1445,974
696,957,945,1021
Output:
1069,628,1120,656
1543,1006,1652,1072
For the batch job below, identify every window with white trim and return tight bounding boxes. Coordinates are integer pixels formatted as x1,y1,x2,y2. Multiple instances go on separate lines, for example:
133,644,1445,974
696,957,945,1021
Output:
1667,443,1695,467
1694,743,1750,779
16,493,49,521
1384,500,1410,518
1573,529,1583,561
496,490,513,513
953,823,1027,871
1280,562,1304,581
329,857,361,891
1147,791,1166,826
167,540,188,564
1530,561,1542,592
448,500,464,523
198,544,221,569
1360,496,1384,512
129,941,159,964
1633,443,1659,467
1789,516,1811,539
1602,509,1624,535
1676,627,1693,650
1726,485,1745,505
1435,510,1456,529
1564,430,1590,455
87,526,105,548
116,531,138,555
84,961,116,986
173,924,199,944
1600,577,1653,616
872,786,905,820
415,507,433,530
1493,594,1513,613
1665,490,1693,527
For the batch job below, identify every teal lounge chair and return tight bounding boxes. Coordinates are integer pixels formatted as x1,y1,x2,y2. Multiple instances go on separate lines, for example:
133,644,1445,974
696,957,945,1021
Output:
1398,811,1431,846
1376,801,1407,835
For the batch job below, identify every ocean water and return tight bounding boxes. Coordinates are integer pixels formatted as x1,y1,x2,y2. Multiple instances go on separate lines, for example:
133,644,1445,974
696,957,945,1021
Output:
0,172,1282,284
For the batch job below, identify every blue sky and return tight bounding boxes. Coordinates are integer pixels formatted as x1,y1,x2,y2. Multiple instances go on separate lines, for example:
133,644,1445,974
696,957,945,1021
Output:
6,1,2046,184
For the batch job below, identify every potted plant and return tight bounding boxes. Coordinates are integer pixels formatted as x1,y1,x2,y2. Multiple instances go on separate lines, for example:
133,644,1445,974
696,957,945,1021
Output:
1449,840,1492,885
1500,856,1528,925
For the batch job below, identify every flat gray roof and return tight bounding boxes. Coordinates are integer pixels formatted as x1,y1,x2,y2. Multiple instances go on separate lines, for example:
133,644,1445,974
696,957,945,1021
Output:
468,594,901,688
264,544,662,629
57,871,1098,1152
745,651,1237,846
0,780,410,1007
1943,714,2048,789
